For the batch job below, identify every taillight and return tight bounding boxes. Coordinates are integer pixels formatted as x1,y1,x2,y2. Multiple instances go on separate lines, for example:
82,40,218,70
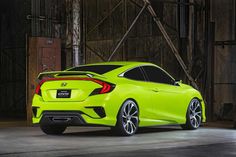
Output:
34,77,115,96
90,80,115,96
35,80,46,96
100,82,112,94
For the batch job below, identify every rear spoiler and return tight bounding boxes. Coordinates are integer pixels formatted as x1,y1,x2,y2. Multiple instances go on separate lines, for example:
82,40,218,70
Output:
37,71,106,80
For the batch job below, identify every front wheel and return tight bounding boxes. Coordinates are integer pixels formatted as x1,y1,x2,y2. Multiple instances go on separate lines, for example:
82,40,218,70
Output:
181,98,202,130
113,100,139,136
40,124,67,135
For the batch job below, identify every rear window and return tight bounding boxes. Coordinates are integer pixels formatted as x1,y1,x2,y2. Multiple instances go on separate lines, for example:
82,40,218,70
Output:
68,65,122,74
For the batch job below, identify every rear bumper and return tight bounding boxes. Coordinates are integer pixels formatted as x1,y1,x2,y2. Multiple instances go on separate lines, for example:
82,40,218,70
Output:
40,111,86,126
32,94,121,127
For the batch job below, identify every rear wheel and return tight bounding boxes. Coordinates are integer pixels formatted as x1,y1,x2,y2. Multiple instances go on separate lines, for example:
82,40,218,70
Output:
181,98,202,130
113,100,139,136
40,124,67,135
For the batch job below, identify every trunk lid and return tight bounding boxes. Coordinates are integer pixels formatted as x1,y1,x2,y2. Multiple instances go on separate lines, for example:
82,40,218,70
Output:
40,78,102,102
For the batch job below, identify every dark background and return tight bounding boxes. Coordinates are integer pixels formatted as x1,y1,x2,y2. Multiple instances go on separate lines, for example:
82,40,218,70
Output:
0,0,235,123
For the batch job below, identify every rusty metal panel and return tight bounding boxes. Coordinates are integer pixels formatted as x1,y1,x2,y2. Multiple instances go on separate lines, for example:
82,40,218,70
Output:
27,37,61,124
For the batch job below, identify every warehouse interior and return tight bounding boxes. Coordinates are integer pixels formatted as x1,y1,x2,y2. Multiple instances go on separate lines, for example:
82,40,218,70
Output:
0,0,236,156
1,0,235,123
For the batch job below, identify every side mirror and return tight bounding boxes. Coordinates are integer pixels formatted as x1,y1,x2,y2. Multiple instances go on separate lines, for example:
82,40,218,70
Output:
174,80,182,86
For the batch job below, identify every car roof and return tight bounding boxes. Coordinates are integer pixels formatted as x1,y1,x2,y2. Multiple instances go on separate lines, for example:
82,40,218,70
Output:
83,61,154,66
67,61,174,80
83,61,156,77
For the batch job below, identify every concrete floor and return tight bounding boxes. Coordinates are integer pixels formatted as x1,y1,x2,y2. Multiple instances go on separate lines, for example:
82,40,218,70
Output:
0,125,236,157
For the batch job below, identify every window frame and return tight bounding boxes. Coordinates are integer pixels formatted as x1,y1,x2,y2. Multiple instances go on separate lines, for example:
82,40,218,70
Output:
119,66,147,82
140,65,176,85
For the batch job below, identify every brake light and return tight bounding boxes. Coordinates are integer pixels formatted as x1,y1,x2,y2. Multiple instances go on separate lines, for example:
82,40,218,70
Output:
34,77,115,97
35,80,46,96
90,80,115,95
100,82,111,94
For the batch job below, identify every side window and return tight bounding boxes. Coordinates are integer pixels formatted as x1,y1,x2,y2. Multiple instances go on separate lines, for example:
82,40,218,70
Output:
142,66,174,85
123,67,146,81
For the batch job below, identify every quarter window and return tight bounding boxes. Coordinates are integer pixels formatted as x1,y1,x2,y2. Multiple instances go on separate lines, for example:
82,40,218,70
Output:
142,66,174,85
123,67,145,81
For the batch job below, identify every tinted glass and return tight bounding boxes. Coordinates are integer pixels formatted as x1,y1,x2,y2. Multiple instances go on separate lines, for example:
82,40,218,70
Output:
124,67,145,81
142,66,174,85
68,65,122,74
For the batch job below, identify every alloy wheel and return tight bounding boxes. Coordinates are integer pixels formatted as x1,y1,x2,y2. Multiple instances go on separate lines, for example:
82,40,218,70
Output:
189,99,202,128
121,100,139,135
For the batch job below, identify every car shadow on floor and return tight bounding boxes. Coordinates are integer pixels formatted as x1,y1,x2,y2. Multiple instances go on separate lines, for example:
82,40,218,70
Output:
137,126,182,134
62,126,182,137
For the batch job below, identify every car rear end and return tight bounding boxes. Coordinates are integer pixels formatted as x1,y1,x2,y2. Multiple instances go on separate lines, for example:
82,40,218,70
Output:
32,69,121,128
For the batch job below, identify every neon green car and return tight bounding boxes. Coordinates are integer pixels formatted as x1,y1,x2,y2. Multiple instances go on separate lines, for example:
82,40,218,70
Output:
32,62,206,136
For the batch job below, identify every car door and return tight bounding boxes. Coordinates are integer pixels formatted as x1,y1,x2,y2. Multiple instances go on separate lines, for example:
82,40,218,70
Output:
122,67,157,123
141,66,186,123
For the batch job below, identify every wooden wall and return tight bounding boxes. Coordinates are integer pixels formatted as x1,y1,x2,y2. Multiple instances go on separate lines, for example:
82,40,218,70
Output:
83,0,182,79
0,0,30,119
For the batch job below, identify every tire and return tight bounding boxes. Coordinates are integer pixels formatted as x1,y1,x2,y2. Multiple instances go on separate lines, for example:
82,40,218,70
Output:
40,124,67,135
113,99,139,136
181,98,202,130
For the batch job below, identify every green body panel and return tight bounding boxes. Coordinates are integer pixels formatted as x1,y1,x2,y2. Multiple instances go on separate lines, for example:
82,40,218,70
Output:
32,61,206,127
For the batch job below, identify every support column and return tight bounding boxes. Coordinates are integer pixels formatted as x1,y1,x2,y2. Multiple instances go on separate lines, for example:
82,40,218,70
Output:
187,0,194,73
72,0,81,66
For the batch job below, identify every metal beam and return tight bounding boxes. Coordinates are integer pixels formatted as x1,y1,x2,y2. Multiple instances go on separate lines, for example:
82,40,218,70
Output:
85,44,106,61
129,0,177,32
214,40,236,46
154,0,196,6
143,0,199,90
108,2,147,61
